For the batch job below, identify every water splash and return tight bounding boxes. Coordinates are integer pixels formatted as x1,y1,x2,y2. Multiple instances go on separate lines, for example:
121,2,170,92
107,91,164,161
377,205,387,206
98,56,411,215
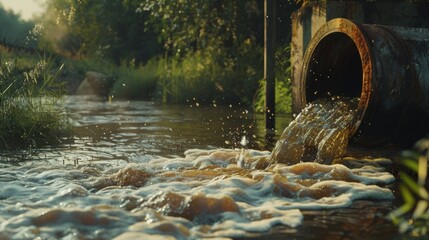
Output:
269,97,359,165
238,135,249,168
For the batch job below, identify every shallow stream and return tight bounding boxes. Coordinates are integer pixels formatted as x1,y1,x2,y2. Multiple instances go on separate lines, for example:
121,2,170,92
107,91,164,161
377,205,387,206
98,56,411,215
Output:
0,96,402,239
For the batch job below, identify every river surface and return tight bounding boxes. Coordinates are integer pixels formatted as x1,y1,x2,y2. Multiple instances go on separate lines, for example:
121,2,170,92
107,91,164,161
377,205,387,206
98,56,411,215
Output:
0,96,402,239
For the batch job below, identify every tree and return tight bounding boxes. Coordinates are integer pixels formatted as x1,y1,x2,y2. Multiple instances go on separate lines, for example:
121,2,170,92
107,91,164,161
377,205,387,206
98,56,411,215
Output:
40,0,161,63
139,0,263,57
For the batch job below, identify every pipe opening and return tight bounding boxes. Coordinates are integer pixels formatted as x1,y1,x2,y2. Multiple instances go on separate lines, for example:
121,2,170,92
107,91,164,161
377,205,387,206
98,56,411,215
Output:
305,32,362,102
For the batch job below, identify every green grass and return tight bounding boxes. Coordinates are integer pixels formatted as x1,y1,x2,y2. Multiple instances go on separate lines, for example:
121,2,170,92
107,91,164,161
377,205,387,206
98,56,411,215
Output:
0,51,72,150
104,46,262,105
109,58,160,100
155,47,262,105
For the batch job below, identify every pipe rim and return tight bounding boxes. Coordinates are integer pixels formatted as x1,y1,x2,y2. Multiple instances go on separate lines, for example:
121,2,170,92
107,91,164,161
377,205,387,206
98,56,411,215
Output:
300,18,372,138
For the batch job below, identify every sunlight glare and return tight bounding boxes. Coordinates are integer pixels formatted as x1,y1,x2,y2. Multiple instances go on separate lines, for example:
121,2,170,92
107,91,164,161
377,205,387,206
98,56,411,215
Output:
0,0,46,20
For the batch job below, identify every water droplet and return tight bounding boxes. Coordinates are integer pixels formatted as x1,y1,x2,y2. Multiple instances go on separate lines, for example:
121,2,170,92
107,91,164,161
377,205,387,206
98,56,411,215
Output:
240,136,249,147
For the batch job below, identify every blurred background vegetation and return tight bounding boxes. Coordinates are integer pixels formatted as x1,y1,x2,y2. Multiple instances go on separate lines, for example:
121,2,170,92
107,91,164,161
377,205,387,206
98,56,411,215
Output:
0,0,300,149
1,0,300,111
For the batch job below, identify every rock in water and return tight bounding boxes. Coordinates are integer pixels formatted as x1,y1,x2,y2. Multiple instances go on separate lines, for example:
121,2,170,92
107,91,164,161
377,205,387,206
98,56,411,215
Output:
76,71,111,96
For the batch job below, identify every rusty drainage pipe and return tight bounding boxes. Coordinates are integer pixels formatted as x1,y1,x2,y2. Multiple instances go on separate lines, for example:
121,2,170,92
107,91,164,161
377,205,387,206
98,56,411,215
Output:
295,18,429,146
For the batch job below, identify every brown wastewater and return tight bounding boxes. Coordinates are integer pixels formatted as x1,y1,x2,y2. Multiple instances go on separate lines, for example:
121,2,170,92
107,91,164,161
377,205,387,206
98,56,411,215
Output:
0,95,399,239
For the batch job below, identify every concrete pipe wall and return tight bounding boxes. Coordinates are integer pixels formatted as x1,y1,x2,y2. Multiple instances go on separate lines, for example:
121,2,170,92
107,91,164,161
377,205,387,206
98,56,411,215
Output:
295,18,429,146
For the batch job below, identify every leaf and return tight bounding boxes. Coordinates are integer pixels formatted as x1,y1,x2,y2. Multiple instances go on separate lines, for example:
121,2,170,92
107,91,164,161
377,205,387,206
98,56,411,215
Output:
401,172,423,197
401,184,417,207
413,200,429,219
401,158,419,172
389,184,415,220
419,187,429,201
418,156,428,187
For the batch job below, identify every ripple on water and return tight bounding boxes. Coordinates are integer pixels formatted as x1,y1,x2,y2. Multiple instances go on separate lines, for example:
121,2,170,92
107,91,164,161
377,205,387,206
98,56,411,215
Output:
0,148,395,239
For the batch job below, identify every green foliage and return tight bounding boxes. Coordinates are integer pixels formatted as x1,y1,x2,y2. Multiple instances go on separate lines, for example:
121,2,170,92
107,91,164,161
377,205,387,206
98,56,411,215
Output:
294,0,423,7
159,52,226,103
155,45,262,105
254,45,292,113
140,1,262,55
55,42,263,105
55,57,157,100
0,52,72,149
138,0,264,105
110,59,159,100
37,0,296,108
390,139,429,237
40,0,161,63
294,0,326,5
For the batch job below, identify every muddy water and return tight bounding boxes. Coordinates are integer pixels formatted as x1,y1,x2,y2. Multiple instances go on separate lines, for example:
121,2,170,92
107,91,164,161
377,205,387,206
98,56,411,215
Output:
0,96,400,239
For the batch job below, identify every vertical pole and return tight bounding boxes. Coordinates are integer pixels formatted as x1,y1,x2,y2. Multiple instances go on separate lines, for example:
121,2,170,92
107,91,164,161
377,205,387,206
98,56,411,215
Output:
264,0,276,132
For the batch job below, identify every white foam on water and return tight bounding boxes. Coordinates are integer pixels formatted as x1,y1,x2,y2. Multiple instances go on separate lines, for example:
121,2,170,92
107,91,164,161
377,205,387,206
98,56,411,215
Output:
0,148,395,239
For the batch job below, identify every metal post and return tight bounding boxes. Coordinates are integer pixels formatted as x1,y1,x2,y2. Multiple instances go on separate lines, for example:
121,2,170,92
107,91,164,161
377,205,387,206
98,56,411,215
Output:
264,0,276,132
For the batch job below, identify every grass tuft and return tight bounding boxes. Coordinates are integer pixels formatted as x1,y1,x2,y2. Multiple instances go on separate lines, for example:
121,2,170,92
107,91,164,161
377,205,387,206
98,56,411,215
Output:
0,51,72,150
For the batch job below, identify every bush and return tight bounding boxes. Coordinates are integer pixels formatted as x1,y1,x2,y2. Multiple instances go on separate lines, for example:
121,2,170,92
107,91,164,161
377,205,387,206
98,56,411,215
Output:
157,45,262,105
110,59,160,100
